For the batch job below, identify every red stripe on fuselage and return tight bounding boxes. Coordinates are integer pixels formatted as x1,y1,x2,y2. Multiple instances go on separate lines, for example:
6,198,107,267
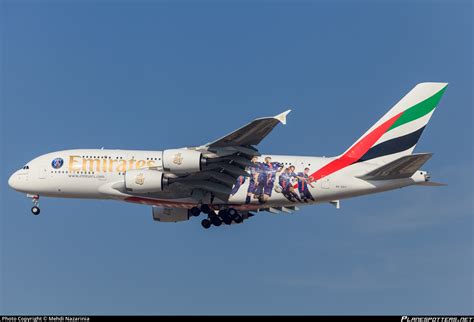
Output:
305,112,403,184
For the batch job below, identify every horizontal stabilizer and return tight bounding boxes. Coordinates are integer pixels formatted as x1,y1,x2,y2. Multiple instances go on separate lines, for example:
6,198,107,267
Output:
416,181,447,187
358,153,433,180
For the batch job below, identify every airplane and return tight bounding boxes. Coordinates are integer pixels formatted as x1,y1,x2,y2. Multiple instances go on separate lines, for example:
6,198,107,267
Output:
8,82,448,229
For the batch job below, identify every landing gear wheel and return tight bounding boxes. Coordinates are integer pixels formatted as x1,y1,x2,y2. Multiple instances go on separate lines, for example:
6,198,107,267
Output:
211,215,222,227
217,210,232,225
232,213,243,224
228,208,237,216
223,215,232,225
190,207,201,217
31,206,40,215
201,204,211,214
201,219,211,229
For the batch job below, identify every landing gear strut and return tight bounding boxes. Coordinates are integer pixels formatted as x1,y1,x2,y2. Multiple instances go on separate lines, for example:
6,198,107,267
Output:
28,194,40,215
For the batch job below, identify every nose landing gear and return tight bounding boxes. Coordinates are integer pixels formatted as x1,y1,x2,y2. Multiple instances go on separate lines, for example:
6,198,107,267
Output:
28,194,40,215
31,206,40,215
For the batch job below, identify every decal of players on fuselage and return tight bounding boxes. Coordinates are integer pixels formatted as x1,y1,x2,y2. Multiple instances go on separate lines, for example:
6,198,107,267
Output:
278,165,301,202
296,167,315,202
230,156,317,204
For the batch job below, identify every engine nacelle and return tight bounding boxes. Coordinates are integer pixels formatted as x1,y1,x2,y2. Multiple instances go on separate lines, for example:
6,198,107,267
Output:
152,206,190,223
162,149,204,174
125,169,165,193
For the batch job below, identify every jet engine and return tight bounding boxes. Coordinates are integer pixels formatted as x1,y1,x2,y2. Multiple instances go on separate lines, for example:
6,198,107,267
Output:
125,169,166,193
152,206,190,222
162,149,205,174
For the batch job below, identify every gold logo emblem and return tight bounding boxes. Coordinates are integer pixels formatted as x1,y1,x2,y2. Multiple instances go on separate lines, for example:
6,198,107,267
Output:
135,173,145,185
173,153,183,165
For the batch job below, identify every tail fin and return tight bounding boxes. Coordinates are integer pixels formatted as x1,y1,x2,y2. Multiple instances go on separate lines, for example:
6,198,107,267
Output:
341,82,448,164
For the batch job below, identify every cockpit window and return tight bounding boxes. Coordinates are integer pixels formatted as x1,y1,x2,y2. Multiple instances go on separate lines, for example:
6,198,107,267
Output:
22,165,29,170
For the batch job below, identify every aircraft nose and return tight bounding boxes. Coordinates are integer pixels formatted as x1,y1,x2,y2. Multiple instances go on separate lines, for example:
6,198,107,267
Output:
8,171,19,190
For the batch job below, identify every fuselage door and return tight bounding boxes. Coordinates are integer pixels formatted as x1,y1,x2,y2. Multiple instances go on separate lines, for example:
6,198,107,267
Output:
38,167,47,179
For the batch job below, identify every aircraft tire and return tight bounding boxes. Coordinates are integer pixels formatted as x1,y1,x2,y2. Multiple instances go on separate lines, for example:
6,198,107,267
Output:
201,219,211,229
232,214,243,224
222,214,232,225
190,207,201,217
211,216,222,227
201,204,211,214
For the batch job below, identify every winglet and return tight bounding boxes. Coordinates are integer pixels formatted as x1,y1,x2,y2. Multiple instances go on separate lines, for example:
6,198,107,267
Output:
274,109,291,125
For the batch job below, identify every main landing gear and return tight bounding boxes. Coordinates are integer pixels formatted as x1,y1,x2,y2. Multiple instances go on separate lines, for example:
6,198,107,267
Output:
189,205,244,229
28,194,40,215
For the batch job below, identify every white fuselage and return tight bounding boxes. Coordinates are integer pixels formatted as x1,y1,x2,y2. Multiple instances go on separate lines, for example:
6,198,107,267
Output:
8,149,427,211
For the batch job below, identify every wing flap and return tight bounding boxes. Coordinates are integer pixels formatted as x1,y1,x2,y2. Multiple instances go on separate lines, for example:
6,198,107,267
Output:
358,153,433,180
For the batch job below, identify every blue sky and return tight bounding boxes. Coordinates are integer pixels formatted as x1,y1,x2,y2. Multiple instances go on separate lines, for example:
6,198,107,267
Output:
1,0,472,315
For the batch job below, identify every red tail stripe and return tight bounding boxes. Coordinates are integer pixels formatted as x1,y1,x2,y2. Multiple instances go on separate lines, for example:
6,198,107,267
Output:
306,112,403,183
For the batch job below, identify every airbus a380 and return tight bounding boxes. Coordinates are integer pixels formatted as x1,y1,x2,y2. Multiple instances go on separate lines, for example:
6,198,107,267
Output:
8,82,447,229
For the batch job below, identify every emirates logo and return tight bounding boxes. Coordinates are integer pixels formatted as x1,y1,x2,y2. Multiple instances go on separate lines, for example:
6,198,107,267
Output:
135,173,145,185
173,153,183,165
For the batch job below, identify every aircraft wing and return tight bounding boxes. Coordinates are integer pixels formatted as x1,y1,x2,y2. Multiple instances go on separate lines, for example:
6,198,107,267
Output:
171,110,291,202
206,110,291,148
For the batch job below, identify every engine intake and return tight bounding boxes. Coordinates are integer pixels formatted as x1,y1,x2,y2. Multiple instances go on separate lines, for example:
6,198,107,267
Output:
125,169,166,193
162,149,204,174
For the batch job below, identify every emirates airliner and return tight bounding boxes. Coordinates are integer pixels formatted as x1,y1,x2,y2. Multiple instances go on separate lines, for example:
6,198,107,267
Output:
8,82,447,229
